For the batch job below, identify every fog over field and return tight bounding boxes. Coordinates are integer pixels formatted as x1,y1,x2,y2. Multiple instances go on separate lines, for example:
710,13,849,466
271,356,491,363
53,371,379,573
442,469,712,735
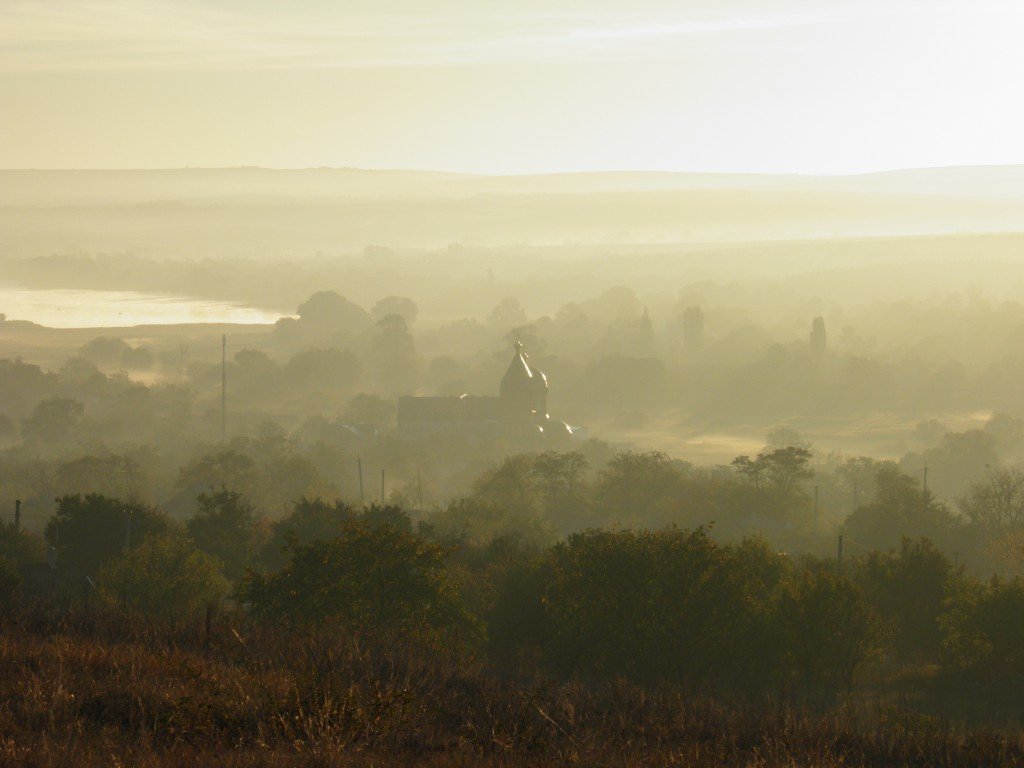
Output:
6,1,1024,766
4,164,1024,516
4,166,1024,256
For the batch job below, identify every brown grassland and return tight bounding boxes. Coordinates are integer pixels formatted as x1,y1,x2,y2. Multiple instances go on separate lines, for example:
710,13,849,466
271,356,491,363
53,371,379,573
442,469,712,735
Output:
1,610,1022,768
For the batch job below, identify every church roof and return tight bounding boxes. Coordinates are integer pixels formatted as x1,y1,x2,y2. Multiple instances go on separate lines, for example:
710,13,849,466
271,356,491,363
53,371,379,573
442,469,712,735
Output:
397,395,503,423
500,340,547,399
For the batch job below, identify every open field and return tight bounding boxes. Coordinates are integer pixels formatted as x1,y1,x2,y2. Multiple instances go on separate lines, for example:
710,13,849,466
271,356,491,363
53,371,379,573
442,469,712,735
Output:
2,613,1022,768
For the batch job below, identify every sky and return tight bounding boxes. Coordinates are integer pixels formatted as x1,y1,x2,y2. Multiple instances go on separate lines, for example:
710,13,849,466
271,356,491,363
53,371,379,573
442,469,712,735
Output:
1,0,1023,174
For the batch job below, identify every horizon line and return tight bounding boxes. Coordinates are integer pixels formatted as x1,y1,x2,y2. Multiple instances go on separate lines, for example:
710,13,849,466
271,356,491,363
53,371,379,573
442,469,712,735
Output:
2,162,1024,178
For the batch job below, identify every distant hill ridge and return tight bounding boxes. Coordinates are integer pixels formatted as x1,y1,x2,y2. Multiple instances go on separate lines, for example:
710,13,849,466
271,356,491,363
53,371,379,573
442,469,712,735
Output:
4,165,1024,206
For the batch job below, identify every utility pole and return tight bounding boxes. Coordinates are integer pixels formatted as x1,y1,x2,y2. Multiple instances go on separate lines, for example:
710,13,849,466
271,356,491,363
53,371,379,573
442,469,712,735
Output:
124,507,133,552
837,534,844,577
357,455,364,504
923,465,928,495
221,334,227,444
813,485,819,533
852,479,859,511
380,469,385,505
14,499,21,532
417,468,423,512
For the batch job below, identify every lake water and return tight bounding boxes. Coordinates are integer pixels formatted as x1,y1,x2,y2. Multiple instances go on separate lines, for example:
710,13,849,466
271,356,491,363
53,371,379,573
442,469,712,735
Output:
0,284,284,328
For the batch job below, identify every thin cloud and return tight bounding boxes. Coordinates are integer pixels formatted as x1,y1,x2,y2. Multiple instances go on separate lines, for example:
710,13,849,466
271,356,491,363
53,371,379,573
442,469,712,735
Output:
0,0,849,71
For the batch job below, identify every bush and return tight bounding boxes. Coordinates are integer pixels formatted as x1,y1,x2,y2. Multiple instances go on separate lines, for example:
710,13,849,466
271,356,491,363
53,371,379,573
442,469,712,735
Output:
21,398,85,443
79,336,131,365
98,533,228,622
497,528,787,692
941,577,1024,704
187,489,265,581
258,497,357,571
46,494,171,576
0,555,20,612
774,570,874,696
238,519,467,642
0,522,44,567
854,538,953,662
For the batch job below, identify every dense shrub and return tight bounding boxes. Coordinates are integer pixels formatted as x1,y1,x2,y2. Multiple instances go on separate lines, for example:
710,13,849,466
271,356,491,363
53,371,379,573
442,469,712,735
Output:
0,521,44,567
258,497,358,571
98,533,227,622
0,555,20,611
46,494,171,575
774,570,874,696
941,577,1024,704
854,538,953,662
186,489,265,581
238,519,469,642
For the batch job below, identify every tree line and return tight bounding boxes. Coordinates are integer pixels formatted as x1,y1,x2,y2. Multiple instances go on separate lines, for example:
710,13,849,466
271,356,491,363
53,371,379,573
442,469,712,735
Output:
4,451,1024,711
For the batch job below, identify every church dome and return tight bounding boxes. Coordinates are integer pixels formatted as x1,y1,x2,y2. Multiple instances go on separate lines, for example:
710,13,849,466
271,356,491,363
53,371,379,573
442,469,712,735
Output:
500,340,536,400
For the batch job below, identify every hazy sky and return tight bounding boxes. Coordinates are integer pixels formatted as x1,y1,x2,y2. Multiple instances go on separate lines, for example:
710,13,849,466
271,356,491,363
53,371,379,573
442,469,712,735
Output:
2,0,1023,174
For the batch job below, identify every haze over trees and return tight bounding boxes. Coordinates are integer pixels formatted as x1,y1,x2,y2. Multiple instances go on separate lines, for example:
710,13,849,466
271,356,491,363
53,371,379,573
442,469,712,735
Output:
5,0,1024,758
3,175,1024,768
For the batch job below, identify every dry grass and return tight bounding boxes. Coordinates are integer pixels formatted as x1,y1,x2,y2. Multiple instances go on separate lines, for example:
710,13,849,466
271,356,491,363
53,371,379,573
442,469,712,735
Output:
0,611,1022,767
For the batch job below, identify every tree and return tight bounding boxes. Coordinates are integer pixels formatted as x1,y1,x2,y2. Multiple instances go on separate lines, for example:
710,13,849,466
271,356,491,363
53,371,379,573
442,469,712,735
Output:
682,305,705,352
959,466,1024,532
56,453,147,499
259,497,357,570
371,296,418,325
531,451,588,501
342,393,395,431
59,357,103,387
176,449,259,494
731,447,814,524
361,503,413,532
488,297,528,331
774,570,873,696
941,578,1024,705
294,291,370,337
121,344,154,370
762,447,814,494
0,522,44,567
904,429,999,503
810,316,827,357
591,451,689,528
0,556,19,612
426,497,554,549
46,494,171,576
99,533,227,621
186,489,265,581
638,307,655,354
835,456,891,509
505,528,785,691
531,451,589,533
0,358,48,418
372,314,418,394
22,397,85,443
986,529,1024,579
238,519,467,640
844,466,960,551
855,538,953,662
765,426,810,451
234,348,277,378
79,336,131,365
473,454,539,515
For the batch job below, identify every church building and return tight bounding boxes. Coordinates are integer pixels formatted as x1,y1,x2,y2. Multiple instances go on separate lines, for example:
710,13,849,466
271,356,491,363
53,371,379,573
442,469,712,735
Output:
397,341,574,440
